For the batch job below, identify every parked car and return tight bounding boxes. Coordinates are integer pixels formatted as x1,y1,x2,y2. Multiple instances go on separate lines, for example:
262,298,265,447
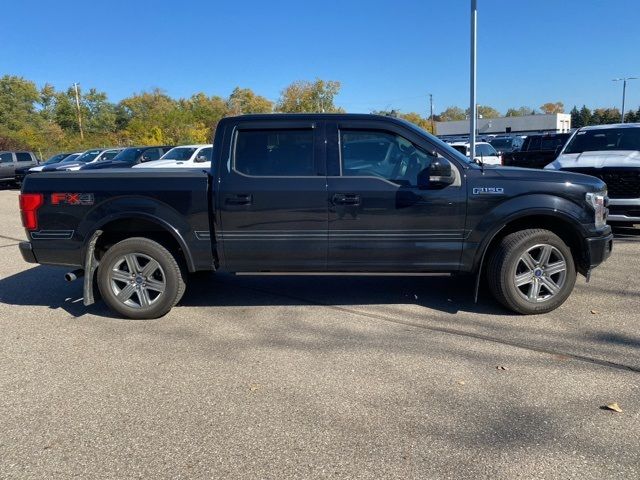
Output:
0,151,39,184
502,133,571,169
15,152,73,185
546,123,640,225
489,136,524,154
79,146,174,170
51,148,124,171
19,114,612,319
450,141,501,165
133,144,212,169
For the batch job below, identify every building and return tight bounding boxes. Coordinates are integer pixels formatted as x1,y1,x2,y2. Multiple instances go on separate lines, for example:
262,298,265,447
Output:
436,113,571,139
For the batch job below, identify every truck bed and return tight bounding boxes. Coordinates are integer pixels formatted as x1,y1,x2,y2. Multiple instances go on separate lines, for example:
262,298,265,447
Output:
21,169,213,270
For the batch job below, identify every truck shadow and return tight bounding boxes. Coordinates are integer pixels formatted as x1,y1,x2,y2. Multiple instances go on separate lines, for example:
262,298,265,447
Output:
0,266,507,318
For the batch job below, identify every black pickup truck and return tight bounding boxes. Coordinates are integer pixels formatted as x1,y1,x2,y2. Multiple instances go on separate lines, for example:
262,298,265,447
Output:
18,114,613,319
502,133,571,169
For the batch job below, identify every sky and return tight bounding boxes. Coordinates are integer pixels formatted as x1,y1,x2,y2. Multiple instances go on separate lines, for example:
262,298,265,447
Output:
3,0,639,117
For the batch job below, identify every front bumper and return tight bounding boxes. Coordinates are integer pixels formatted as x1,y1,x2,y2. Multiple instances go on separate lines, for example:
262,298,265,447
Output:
19,241,37,264
585,232,613,269
607,198,640,223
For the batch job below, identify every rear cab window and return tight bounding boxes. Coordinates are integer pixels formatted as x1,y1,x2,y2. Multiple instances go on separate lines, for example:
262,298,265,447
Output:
234,129,315,176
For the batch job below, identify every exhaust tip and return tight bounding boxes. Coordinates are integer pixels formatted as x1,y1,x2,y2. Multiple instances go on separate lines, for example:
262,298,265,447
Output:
65,269,84,282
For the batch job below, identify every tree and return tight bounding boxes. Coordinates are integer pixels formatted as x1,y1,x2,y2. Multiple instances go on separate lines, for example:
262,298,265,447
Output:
277,79,343,113
505,106,534,117
540,102,564,114
570,106,582,128
227,87,273,115
579,105,592,126
438,106,466,121
623,109,637,123
0,75,41,131
465,105,501,119
591,108,620,125
83,88,117,134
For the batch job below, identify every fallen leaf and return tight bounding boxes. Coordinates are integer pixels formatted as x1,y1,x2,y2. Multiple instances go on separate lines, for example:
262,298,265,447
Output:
590,310,598,315
249,384,261,392
496,366,508,371
457,380,466,385
604,402,623,413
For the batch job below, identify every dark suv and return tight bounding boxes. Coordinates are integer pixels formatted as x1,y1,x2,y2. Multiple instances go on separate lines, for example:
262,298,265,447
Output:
80,146,174,170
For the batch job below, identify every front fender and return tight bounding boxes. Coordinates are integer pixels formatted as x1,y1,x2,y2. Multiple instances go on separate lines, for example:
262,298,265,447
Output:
462,194,591,272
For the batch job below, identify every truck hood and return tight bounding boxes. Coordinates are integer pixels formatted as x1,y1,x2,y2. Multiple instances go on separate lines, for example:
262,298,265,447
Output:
491,165,607,191
545,150,640,170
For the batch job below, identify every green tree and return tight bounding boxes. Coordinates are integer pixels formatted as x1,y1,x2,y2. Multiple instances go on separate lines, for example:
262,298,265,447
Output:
505,106,534,117
579,105,592,126
465,105,501,119
0,75,41,131
227,87,273,115
570,106,582,128
540,101,564,114
277,79,343,113
438,106,466,121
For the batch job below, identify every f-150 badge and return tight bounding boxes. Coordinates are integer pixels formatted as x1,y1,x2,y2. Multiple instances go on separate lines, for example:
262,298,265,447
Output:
473,187,504,195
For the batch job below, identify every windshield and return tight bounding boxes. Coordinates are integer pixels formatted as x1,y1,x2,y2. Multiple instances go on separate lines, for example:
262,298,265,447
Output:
75,150,102,163
61,154,80,163
113,148,144,162
160,147,197,161
564,128,640,154
43,153,70,165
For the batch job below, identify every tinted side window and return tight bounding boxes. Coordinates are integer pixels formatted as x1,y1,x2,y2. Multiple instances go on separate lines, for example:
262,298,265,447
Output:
101,151,119,161
16,152,32,162
142,148,160,162
528,136,541,150
234,129,315,176
0,153,13,163
340,130,437,187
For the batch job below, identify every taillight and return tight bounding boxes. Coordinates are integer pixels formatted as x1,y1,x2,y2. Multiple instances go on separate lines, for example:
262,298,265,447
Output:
19,193,43,230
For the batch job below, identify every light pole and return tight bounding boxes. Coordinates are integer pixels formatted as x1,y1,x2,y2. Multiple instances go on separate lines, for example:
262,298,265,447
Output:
72,82,84,140
469,0,477,160
429,93,434,133
613,77,637,123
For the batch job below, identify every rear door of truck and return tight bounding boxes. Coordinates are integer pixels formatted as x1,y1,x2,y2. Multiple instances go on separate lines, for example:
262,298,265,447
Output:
215,119,328,271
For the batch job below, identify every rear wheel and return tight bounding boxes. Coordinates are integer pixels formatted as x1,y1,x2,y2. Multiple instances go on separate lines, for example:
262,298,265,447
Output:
487,229,576,314
97,237,185,319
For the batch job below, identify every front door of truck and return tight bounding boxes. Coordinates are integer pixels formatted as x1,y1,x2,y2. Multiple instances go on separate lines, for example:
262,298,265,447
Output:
326,121,467,271
217,120,327,271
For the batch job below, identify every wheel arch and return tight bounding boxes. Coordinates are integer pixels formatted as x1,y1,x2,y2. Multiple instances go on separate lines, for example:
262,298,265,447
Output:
87,213,195,273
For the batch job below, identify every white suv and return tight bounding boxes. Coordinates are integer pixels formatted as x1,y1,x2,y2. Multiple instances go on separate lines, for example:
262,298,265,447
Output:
133,144,212,169
450,142,501,165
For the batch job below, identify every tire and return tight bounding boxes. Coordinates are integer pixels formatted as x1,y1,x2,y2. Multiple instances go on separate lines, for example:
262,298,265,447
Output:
97,237,186,319
486,229,576,314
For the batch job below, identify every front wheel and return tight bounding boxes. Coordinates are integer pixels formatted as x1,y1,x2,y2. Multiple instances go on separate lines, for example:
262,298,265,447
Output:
487,229,576,314
97,237,186,319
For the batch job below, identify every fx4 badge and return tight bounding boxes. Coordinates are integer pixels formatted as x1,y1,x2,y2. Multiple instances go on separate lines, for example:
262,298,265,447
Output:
51,193,95,205
473,187,504,195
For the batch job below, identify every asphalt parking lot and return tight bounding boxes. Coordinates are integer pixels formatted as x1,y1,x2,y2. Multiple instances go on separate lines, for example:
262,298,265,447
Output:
0,188,639,479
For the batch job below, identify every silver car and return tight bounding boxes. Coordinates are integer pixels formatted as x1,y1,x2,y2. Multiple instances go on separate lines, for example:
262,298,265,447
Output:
0,151,39,183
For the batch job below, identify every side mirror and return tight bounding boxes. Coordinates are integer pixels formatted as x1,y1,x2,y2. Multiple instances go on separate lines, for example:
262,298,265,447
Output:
195,155,208,163
417,158,455,190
